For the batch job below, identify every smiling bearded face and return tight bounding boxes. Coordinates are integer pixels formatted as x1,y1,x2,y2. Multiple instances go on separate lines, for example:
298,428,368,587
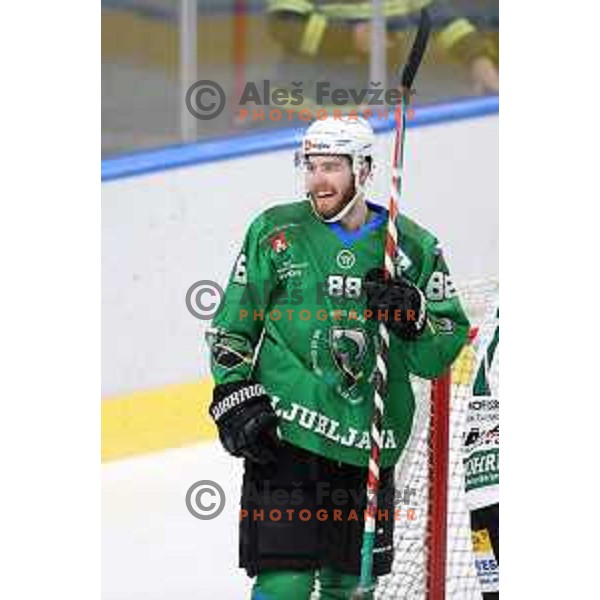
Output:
304,154,357,221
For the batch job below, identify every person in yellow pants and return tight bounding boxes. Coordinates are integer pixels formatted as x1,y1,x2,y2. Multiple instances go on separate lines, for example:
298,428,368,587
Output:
265,0,499,99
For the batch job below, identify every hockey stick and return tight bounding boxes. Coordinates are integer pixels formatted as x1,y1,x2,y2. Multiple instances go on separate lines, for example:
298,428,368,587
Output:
353,9,431,599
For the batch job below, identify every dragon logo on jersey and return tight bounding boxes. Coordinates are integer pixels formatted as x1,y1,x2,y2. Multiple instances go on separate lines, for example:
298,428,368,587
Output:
329,328,367,397
310,325,376,406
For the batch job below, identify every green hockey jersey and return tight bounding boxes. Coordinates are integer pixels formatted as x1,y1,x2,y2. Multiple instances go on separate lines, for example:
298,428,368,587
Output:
208,199,469,467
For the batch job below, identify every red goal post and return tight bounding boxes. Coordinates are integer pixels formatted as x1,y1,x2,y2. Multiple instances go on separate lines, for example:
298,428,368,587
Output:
376,277,498,600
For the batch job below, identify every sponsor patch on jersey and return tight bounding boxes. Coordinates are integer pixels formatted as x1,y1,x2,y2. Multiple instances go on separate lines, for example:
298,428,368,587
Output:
394,246,412,275
276,261,307,280
207,329,253,371
270,231,289,254
431,316,456,335
212,344,246,369
336,249,356,269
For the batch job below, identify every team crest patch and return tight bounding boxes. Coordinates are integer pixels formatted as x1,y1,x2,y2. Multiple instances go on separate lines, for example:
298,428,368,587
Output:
330,328,366,390
310,327,375,406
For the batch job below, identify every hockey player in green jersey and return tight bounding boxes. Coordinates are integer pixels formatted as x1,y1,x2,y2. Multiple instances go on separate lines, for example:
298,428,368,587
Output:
207,116,470,599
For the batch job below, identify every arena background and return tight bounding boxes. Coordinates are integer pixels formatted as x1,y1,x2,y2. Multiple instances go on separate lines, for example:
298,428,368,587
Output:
102,1,498,597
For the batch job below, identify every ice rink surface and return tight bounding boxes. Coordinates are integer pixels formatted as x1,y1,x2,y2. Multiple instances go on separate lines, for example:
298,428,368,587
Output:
102,442,253,599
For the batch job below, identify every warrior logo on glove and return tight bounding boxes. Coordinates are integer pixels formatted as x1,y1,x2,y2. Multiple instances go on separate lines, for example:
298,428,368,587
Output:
209,380,280,465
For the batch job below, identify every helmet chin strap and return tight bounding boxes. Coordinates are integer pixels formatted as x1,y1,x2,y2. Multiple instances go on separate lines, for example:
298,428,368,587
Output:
309,158,368,223
314,188,363,223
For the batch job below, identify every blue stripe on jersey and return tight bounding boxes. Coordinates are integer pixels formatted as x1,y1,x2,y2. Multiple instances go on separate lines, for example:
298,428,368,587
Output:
327,201,388,246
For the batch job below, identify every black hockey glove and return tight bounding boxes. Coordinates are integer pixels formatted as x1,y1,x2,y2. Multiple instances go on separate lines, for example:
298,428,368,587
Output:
364,268,427,340
209,380,280,464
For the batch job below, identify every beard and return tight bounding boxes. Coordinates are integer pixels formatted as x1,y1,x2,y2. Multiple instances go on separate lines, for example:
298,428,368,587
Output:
310,180,357,221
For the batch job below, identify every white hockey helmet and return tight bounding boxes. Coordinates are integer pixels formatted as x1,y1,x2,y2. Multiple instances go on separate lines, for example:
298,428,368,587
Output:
300,116,375,223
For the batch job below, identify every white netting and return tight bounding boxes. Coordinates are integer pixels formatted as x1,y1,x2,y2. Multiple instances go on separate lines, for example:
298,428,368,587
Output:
375,278,498,600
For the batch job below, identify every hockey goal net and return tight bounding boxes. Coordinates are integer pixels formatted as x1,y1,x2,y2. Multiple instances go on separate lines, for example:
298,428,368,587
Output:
375,277,499,600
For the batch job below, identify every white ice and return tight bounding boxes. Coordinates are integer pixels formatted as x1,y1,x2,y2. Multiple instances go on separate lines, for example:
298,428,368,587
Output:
102,442,253,600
